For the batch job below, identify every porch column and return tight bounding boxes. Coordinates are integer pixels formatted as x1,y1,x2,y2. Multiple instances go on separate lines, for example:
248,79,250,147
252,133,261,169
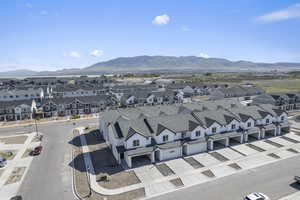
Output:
244,132,249,142
239,135,244,144
208,139,214,150
261,128,265,139
150,152,155,163
277,126,282,136
125,155,132,168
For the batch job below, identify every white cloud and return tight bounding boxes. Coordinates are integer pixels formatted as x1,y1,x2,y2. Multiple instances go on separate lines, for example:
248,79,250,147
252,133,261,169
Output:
256,3,300,23
40,10,48,15
181,26,191,32
25,3,33,8
68,51,81,58
198,53,210,58
90,49,104,57
152,14,170,25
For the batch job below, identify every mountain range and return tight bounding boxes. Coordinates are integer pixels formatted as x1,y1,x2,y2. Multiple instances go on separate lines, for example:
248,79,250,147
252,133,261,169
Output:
1,56,300,77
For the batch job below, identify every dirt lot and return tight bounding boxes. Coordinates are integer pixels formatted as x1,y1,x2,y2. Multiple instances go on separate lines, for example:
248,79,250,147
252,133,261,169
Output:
71,129,145,200
82,129,141,189
5,167,26,185
0,135,28,144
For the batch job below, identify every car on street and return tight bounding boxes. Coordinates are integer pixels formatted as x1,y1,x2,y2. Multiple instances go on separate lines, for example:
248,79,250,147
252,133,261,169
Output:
295,175,300,183
10,196,22,200
30,146,43,156
0,157,7,168
244,192,270,200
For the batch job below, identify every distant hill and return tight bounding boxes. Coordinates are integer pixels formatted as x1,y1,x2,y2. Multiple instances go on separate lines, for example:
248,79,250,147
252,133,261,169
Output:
1,56,300,77
0,69,38,77
85,55,300,73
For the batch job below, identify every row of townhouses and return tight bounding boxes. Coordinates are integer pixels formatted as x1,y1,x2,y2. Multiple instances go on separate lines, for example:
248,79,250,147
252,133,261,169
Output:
0,95,116,121
252,92,300,111
0,100,37,121
99,99,289,168
0,87,44,102
209,85,265,101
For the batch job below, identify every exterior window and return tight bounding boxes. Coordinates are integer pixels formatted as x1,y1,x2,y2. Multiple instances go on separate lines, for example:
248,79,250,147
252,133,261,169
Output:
281,116,284,121
266,119,270,124
212,127,217,133
133,140,140,147
247,122,252,127
195,131,201,137
163,135,169,142
231,124,236,130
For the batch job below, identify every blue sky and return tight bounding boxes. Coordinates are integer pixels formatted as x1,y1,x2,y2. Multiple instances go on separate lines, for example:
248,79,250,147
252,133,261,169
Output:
1,0,300,72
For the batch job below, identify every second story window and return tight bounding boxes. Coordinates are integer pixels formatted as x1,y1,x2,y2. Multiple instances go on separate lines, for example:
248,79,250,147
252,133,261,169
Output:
163,135,169,142
247,122,252,127
195,131,201,137
231,124,236,130
212,127,217,133
281,116,285,121
133,139,140,147
266,119,270,124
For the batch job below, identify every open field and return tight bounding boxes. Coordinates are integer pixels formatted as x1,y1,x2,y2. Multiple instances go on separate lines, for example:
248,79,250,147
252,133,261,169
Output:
165,73,300,93
247,79,300,93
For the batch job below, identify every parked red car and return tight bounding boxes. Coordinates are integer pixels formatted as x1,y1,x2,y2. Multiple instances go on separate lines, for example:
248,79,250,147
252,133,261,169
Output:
30,146,43,156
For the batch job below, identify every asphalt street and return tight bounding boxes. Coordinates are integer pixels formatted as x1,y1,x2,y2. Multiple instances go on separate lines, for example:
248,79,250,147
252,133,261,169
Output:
0,118,98,200
149,154,300,200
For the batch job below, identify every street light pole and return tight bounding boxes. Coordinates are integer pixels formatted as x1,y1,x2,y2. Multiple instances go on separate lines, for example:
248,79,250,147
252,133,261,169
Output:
87,165,92,197
35,118,39,135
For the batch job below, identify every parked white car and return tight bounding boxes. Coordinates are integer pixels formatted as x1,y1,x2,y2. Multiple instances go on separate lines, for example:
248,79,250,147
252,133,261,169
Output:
244,192,270,200
0,157,7,168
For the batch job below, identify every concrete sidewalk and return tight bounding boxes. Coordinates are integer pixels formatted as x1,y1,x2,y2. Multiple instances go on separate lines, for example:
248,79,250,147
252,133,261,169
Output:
279,191,300,200
0,113,99,129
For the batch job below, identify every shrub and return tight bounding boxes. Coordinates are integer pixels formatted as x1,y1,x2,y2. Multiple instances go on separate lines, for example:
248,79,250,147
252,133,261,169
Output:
71,114,81,119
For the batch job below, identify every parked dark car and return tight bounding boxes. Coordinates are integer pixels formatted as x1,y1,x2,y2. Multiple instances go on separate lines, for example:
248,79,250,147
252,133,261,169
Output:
295,176,300,183
10,196,22,200
30,146,43,156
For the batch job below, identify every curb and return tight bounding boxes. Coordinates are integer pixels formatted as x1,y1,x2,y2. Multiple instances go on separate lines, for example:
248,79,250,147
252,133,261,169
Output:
71,147,82,200
0,115,99,129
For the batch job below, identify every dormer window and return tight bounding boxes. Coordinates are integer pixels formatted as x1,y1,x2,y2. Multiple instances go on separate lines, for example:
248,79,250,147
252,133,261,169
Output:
195,131,201,137
231,124,236,130
212,127,217,133
133,140,140,147
281,116,285,121
163,135,169,142
266,119,270,124
247,122,252,127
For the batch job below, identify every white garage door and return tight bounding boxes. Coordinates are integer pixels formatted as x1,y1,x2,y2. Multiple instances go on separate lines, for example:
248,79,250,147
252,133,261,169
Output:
188,143,207,155
160,147,181,161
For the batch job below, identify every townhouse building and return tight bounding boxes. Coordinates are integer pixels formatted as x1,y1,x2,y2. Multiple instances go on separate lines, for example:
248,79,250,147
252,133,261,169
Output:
39,95,115,118
209,86,265,101
52,85,107,98
99,99,289,168
252,92,300,111
0,100,37,121
0,87,44,102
